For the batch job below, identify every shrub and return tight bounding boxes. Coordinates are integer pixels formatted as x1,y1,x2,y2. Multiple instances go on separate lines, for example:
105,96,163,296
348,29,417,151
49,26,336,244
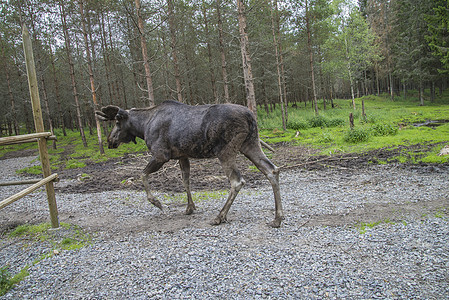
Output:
287,119,310,130
371,123,398,136
308,115,328,128
344,128,370,143
327,118,345,127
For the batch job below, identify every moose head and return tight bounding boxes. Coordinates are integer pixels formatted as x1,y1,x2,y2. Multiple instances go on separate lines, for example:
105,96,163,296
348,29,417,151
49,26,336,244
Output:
96,105,137,149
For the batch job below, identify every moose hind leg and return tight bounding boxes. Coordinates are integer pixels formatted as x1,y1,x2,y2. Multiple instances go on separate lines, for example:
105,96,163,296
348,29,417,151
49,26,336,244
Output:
211,159,245,226
244,149,284,228
179,157,196,215
142,158,166,211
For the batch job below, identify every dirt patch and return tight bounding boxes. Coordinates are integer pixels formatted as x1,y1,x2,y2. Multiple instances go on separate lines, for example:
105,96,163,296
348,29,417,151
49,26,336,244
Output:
2,142,447,194
54,142,447,194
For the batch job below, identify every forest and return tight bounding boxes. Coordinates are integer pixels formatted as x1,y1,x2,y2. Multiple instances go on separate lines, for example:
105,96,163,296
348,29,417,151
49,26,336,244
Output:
0,0,448,146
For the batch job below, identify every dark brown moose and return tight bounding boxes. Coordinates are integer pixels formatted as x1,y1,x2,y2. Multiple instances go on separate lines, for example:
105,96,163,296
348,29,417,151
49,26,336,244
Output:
96,100,284,227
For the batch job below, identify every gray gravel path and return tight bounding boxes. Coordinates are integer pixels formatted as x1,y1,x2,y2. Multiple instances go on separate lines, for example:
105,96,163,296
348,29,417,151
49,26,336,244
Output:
1,155,448,299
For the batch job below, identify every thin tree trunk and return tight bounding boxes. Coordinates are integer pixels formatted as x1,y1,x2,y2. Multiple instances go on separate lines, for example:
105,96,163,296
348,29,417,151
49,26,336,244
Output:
5,64,20,135
167,0,183,102
305,0,318,115
270,0,286,130
79,0,104,154
101,11,114,104
419,80,424,106
344,35,356,109
49,44,66,136
237,0,257,114
202,2,218,103
216,0,230,103
60,0,87,147
135,0,155,105
318,46,326,110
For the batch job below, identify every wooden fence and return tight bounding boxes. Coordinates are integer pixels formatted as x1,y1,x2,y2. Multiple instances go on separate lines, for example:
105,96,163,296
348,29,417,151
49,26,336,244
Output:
0,26,59,228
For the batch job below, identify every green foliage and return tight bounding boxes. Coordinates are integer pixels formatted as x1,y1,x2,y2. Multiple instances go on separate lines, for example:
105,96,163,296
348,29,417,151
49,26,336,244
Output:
308,115,328,128
425,0,449,73
0,266,10,295
287,119,310,130
344,128,371,143
371,123,399,136
0,265,29,296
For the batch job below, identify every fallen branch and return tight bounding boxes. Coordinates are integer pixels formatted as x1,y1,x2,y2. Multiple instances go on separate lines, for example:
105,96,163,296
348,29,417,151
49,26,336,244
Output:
280,156,358,169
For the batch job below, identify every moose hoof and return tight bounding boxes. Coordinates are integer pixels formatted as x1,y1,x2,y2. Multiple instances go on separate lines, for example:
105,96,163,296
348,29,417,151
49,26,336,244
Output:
150,199,163,211
185,205,196,215
268,218,283,228
210,216,227,226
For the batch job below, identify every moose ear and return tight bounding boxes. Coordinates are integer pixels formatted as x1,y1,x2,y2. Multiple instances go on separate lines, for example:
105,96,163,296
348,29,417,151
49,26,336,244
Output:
96,105,120,121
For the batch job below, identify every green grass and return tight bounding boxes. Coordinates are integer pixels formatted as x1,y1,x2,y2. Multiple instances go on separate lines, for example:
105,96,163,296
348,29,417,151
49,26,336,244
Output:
1,222,91,295
258,92,449,164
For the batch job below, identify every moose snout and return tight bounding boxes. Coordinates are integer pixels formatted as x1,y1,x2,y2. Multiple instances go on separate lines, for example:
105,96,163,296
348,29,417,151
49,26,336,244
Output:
108,141,119,149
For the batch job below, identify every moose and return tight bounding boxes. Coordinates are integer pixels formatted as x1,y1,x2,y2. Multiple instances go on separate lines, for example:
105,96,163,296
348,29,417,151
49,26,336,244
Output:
96,100,284,228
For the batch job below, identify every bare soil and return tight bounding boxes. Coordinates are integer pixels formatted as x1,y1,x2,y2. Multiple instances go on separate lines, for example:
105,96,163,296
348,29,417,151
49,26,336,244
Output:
2,142,446,195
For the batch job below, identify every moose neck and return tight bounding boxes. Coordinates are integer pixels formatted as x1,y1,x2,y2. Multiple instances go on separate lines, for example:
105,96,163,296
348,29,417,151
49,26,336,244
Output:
128,108,155,140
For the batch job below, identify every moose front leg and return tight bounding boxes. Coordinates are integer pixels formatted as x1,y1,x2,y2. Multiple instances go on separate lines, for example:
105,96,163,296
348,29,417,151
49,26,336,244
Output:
142,158,166,211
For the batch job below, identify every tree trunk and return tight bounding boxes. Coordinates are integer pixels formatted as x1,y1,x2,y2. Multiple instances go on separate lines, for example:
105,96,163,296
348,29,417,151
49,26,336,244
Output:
237,0,257,115
5,64,20,135
60,0,87,147
305,0,318,115
419,80,424,106
202,2,218,103
79,0,104,154
135,0,155,105
216,0,230,103
270,0,286,130
167,0,183,102
344,35,356,109
49,43,66,136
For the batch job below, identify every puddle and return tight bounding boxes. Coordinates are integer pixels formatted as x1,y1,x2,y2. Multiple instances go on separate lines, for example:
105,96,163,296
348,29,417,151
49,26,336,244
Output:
413,120,449,128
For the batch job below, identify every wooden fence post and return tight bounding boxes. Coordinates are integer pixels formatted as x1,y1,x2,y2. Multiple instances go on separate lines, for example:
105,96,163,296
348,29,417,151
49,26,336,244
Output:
22,25,59,228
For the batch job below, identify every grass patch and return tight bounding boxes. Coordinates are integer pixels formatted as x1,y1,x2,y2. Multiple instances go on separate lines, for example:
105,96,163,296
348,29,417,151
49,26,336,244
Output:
1,222,91,295
258,93,449,164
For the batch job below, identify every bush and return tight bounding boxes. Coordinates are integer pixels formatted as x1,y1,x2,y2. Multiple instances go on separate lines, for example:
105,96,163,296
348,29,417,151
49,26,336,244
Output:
344,128,370,143
308,115,328,128
287,119,309,130
371,123,398,136
327,118,345,127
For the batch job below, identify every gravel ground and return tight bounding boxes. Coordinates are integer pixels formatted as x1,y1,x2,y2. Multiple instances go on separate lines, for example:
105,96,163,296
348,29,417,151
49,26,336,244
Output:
0,155,448,299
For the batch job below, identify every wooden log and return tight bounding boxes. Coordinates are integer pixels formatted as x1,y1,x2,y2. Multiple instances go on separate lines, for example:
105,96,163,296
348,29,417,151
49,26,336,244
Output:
22,26,59,228
0,132,51,146
0,179,41,186
0,174,58,210
0,135,57,146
